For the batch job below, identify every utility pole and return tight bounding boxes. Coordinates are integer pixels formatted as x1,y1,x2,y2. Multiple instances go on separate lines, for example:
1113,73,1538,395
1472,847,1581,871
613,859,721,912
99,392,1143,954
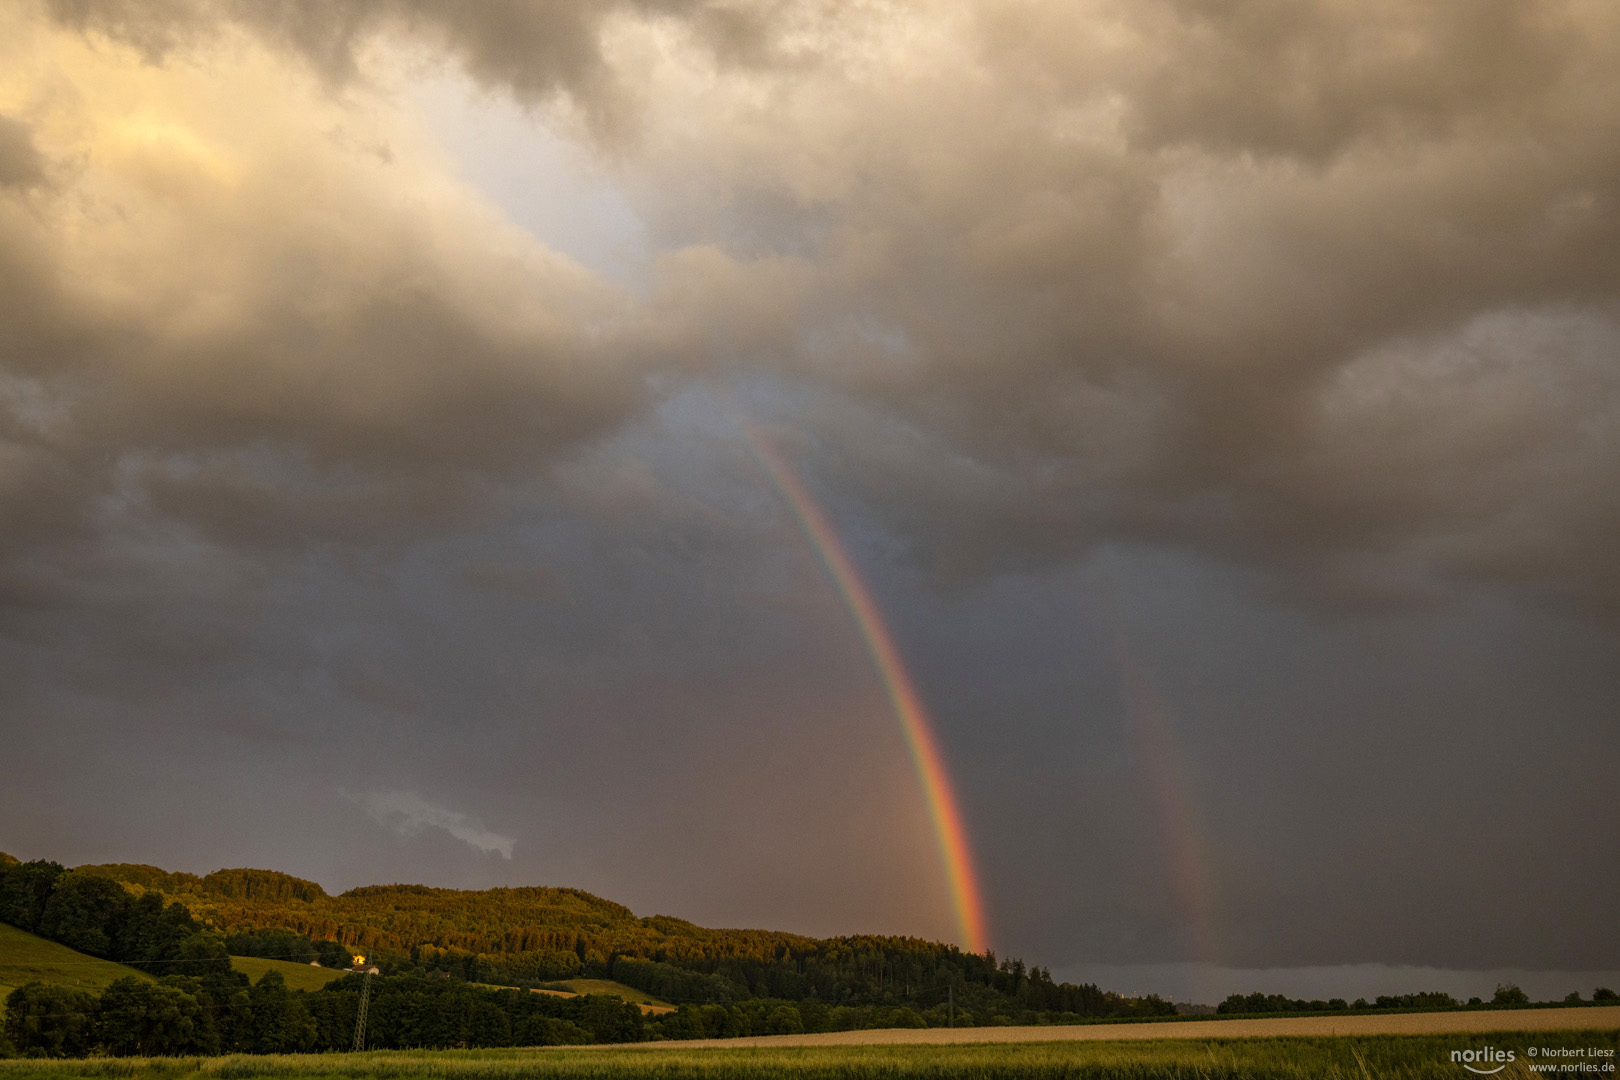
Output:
948,984,954,1028
352,968,375,1052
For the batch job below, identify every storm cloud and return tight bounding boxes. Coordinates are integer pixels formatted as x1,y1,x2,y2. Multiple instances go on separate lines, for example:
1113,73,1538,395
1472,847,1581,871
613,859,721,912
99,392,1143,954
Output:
1,0,1616,990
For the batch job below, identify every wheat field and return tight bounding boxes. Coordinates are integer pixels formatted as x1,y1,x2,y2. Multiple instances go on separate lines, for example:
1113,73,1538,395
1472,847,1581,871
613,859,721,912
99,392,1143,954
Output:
1,1026,1615,1080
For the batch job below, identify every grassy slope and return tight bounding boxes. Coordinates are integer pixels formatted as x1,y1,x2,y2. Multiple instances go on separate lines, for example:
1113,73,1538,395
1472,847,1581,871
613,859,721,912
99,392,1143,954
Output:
229,956,351,992
549,979,674,1009
512,979,674,1015
0,1030,1615,1079
0,922,151,1003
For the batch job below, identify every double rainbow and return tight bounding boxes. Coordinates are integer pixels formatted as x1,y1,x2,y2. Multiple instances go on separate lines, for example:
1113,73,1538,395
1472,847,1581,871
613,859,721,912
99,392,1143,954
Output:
742,422,989,956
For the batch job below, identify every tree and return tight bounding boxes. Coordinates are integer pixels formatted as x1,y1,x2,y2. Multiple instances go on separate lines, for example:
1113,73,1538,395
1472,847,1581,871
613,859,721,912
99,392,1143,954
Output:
4,983,98,1057
574,995,644,1043
457,997,512,1048
247,970,317,1053
650,1006,704,1040
116,893,206,970
174,929,233,977
1492,984,1529,1006
0,860,64,933
765,1005,804,1034
96,976,215,1056
513,1015,592,1046
225,928,317,964
37,873,130,958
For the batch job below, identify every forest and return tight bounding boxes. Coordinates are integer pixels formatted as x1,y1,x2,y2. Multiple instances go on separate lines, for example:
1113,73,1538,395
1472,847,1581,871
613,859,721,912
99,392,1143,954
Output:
0,853,1171,1056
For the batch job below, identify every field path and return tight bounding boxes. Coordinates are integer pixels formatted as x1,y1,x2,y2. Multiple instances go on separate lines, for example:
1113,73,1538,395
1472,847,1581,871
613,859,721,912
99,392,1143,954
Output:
635,1006,1620,1048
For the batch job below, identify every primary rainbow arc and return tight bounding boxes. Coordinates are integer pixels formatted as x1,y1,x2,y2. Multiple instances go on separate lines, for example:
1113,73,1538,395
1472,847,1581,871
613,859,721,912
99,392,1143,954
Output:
743,422,989,956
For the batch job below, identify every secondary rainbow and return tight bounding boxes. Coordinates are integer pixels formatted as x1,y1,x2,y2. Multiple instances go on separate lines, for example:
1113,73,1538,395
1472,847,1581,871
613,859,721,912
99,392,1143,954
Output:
742,421,990,956
1114,638,1217,964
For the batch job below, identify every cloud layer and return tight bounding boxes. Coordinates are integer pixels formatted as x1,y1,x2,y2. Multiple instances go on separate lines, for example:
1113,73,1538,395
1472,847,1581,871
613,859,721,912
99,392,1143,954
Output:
1,0,1616,976
8,0,1619,618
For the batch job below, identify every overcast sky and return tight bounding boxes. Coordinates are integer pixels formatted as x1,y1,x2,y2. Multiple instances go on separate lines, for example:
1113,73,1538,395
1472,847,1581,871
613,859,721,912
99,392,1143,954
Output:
1,0,1617,1003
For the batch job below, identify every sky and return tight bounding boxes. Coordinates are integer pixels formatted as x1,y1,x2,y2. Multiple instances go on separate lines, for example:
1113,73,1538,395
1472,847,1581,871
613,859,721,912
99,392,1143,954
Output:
1,0,1617,1004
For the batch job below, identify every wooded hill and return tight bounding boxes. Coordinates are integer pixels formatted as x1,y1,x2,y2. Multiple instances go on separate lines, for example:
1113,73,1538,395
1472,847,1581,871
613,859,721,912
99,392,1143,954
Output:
2,854,1172,1024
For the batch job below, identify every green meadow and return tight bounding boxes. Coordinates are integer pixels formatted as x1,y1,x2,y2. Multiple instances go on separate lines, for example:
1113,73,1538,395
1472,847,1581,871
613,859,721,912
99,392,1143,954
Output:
541,980,675,1010
2,1031,1616,1080
0,924,151,1004
225,959,349,994
0,925,341,1007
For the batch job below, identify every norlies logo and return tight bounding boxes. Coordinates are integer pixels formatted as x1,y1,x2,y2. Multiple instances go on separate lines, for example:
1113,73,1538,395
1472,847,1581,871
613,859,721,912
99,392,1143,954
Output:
1453,1046,1518,1074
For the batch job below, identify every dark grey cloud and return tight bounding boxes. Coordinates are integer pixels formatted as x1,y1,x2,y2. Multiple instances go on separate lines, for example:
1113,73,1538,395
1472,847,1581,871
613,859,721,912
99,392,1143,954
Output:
1,0,1616,986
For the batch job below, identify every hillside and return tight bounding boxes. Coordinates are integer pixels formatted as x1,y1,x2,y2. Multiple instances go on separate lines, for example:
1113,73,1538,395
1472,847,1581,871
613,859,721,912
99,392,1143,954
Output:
72,864,831,975
7,857,1132,1022
0,921,152,1003
228,955,351,992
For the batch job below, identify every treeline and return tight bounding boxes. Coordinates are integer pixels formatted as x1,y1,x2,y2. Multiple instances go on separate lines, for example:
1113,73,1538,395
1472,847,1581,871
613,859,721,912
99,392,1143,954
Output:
1218,992,1361,1013
5,965,1161,1059
1216,986,1618,1015
600,951,1174,1022
323,935,1173,1026
223,928,350,969
3,972,645,1057
0,859,229,976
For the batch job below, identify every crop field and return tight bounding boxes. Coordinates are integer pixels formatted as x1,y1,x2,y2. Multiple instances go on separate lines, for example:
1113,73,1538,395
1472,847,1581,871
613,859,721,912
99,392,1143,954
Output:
677,1006,1620,1046
0,924,150,1004
227,958,350,993
1,1029,1616,1080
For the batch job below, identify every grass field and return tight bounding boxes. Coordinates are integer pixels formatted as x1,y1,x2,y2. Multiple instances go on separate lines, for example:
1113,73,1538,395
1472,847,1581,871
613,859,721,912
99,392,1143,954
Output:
228,958,351,993
0,1030,1615,1080
0,923,150,1004
544,980,674,1012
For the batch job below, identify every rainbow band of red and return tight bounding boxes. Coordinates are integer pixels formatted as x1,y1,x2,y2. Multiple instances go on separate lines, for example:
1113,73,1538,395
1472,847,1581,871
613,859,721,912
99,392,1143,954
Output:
743,423,990,956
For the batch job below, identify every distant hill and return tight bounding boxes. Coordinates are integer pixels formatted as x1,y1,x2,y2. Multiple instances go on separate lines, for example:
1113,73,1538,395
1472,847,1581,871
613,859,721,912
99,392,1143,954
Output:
0,921,152,1004
72,863,828,978
13,856,1133,1021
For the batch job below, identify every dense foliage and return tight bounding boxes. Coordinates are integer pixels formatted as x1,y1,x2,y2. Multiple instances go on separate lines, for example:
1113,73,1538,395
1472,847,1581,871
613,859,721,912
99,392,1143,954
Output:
0,852,1182,1058
4,858,1161,1027
3,972,646,1056
0,860,230,978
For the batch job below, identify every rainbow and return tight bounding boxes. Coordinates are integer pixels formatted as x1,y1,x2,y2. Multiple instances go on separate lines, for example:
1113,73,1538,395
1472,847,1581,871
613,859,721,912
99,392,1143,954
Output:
1112,632,1217,964
742,422,990,956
